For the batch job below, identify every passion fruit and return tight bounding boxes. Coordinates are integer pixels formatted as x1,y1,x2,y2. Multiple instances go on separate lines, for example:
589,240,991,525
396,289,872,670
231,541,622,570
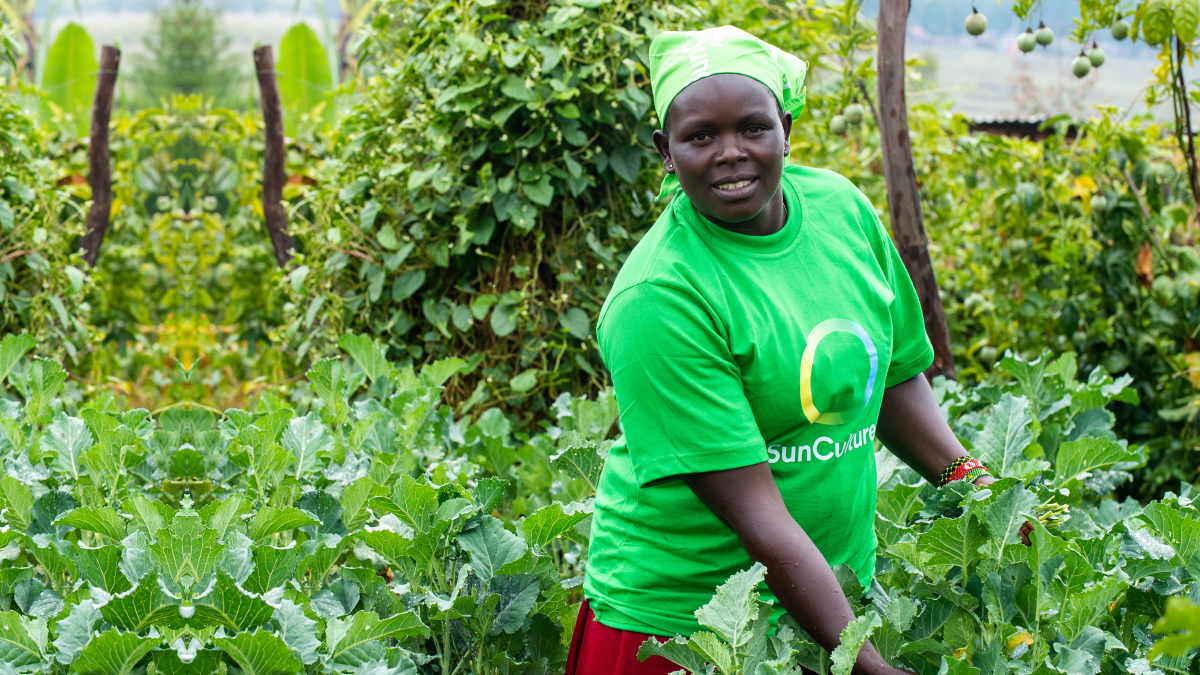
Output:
1017,29,1037,52
965,11,988,36
1088,46,1106,67
1072,54,1092,78
1090,193,1107,212
979,346,998,364
1111,19,1129,40
1036,23,1054,46
844,104,865,125
830,115,848,135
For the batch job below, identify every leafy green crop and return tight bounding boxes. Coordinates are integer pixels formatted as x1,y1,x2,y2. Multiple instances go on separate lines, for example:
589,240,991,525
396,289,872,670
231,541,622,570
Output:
647,350,1200,675
0,331,619,673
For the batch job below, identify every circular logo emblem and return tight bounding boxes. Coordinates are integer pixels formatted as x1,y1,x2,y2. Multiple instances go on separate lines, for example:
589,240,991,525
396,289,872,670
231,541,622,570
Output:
800,318,878,425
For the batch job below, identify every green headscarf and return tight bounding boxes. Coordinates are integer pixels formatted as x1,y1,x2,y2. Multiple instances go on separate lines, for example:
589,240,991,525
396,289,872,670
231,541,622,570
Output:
648,26,808,200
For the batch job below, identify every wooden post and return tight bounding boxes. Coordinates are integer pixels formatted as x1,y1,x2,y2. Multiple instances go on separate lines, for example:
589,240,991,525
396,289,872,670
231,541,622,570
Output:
79,45,120,267
254,45,294,267
876,0,956,381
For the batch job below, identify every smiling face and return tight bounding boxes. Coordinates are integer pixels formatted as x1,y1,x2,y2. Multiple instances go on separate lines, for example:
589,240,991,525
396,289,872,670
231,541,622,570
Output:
652,73,792,235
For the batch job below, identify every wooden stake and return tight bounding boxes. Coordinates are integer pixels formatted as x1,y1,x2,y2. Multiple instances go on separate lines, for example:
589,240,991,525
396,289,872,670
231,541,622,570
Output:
876,0,956,381
254,45,295,267
79,45,120,267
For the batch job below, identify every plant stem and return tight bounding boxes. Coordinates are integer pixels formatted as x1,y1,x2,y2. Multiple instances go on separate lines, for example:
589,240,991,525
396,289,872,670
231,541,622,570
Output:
1176,37,1200,211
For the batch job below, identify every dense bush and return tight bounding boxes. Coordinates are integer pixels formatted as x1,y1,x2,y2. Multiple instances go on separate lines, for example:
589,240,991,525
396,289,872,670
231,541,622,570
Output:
277,0,1199,495
0,30,93,364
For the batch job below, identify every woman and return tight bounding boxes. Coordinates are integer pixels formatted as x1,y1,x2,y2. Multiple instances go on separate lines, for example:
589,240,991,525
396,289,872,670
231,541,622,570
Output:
565,27,1000,675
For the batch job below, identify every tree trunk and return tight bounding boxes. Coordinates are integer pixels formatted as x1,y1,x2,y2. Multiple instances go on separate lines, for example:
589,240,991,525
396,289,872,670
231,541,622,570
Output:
876,0,956,381
79,46,120,267
254,45,294,267
338,11,355,83
20,12,35,82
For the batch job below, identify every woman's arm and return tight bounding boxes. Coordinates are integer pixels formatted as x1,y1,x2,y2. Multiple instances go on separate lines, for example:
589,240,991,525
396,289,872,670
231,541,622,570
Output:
684,465,910,675
874,374,974,486
877,375,1030,541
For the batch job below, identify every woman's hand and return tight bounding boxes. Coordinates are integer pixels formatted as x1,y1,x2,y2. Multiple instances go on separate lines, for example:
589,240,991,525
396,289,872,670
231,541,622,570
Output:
684,464,907,674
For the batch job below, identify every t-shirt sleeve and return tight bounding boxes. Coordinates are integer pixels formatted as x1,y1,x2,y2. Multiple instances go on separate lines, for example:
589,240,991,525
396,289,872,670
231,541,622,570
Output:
598,281,767,486
858,196,935,387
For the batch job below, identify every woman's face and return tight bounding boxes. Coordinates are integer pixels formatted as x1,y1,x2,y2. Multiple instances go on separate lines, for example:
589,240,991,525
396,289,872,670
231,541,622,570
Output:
652,74,792,231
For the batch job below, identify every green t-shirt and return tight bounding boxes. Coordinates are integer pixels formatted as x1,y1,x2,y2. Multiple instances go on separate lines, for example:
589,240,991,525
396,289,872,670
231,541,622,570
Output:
584,165,934,638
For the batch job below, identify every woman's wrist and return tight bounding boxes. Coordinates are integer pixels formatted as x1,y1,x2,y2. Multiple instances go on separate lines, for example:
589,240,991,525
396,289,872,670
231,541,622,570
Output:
937,455,989,487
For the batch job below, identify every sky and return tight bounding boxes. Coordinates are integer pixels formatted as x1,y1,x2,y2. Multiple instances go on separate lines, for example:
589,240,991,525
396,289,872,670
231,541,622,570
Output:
30,0,1188,120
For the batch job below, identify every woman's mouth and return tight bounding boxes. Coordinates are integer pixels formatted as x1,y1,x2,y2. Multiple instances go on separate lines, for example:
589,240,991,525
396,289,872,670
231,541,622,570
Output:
712,177,758,199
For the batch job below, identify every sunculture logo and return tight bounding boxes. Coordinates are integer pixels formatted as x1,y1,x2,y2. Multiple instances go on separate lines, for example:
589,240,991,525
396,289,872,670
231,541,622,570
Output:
800,318,878,425
768,425,876,464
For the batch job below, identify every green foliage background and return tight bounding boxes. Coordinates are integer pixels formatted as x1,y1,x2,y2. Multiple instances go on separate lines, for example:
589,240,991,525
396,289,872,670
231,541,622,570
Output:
0,0,1200,672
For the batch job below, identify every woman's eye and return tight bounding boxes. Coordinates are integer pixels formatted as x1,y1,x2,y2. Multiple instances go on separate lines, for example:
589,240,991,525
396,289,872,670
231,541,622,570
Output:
690,132,712,141
746,125,766,133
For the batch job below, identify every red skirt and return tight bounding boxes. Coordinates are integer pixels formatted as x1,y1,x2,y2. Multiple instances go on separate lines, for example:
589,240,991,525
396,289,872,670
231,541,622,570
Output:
565,599,678,675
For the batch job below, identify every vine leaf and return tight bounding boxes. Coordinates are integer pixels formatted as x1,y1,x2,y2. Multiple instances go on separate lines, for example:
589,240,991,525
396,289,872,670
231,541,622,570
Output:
338,334,392,384
0,334,35,385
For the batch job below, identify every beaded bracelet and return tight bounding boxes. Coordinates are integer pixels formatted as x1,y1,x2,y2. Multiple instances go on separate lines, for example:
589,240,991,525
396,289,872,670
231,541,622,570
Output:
938,456,989,487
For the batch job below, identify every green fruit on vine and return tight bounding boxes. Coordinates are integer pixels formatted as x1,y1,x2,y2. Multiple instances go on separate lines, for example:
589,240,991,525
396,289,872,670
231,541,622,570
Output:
1088,46,1106,67
965,11,988,36
1009,237,1028,253
844,104,865,125
1111,19,1129,40
830,115,848,135
1090,193,1107,212
1072,329,1088,345
1036,24,1054,46
1017,30,1038,52
979,346,998,364
1072,55,1092,78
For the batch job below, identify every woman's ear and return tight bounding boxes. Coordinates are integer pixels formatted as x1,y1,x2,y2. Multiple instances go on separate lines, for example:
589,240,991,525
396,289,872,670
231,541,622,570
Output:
652,129,675,174
781,111,793,156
